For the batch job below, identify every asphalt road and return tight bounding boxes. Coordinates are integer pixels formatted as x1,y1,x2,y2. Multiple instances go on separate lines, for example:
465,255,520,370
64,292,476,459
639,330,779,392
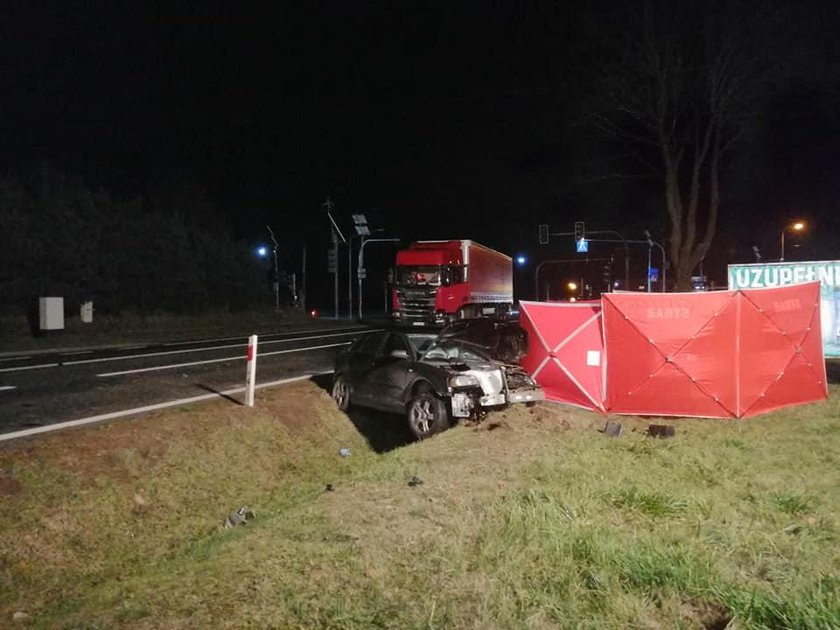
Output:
0,324,378,438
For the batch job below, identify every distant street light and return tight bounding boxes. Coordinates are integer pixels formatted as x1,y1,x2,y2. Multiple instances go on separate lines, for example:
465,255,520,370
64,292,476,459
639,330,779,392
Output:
780,220,806,262
567,281,578,291
515,254,527,266
255,242,279,310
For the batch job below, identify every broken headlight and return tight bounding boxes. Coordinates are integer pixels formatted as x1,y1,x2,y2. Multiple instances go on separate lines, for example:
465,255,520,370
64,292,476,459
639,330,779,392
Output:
449,374,480,388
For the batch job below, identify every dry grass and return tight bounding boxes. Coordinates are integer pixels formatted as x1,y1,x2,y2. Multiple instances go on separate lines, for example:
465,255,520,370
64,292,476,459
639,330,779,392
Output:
1,380,838,628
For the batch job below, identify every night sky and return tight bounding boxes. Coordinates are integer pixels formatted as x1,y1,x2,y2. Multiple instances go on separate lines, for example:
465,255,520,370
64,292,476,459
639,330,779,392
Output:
2,1,840,292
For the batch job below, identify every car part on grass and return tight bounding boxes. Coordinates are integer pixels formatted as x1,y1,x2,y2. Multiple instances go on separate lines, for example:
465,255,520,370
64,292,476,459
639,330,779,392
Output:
224,506,255,528
604,420,623,437
647,424,676,438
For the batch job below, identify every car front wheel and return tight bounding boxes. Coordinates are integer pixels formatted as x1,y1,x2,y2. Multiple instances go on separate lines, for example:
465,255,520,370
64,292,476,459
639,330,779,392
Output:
407,388,449,440
332,375,352,412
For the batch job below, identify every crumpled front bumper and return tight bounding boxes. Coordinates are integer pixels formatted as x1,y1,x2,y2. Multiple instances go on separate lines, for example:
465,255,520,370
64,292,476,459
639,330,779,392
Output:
449,386,545,418
507,388,544,404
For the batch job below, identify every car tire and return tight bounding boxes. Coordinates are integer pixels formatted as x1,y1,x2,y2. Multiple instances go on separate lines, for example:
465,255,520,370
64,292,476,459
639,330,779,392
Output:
331,374,352,412
406,387,450,440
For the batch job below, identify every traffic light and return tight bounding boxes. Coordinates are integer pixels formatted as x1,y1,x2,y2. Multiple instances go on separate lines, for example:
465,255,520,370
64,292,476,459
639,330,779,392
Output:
538,224,549,245
327,247,337,274
602,256,613,290
574,221,585,242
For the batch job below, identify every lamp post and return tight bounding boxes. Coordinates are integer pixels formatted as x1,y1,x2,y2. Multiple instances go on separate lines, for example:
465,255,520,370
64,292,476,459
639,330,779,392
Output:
324,198,346,319
779,221,806,262
256,242,280,310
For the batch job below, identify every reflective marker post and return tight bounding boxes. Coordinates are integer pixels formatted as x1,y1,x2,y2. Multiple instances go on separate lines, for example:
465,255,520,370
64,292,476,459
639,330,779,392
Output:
245,335,258,407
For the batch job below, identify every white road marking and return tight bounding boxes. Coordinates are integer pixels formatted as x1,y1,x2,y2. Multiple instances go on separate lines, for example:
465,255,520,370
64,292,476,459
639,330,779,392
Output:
156,325,366,347
0,329,378,374
0,356,30,363
96,342,350,377
0,386,16,392
0,372,333,443
0,363,60,374
61,351,93,357
65,329,377,366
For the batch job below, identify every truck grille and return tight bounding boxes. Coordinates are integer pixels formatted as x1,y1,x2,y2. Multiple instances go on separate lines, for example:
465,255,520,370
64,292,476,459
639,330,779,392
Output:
396,287,437,321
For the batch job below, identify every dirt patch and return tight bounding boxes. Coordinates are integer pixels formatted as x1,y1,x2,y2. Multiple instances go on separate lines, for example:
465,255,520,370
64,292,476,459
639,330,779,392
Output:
680,599,733,630
0,476,22,496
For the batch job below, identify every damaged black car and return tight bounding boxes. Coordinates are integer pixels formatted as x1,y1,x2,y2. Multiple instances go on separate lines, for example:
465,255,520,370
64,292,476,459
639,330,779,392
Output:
331,323,543,440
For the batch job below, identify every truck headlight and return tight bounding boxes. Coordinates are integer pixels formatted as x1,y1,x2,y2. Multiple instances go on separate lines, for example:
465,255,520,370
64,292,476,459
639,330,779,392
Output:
449,374,479,388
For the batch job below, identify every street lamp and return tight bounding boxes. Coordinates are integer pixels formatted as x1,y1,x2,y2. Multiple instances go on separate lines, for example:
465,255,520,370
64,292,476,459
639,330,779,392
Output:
264,225,282,311
779,221,806,262
256,243,279,309
515,254,527,266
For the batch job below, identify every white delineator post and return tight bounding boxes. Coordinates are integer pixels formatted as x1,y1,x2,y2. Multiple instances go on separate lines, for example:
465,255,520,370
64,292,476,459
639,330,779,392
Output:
245,335,258,407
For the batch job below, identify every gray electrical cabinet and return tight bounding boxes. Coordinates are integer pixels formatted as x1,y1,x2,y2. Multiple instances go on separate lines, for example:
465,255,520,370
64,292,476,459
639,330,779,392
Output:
39,297,64,330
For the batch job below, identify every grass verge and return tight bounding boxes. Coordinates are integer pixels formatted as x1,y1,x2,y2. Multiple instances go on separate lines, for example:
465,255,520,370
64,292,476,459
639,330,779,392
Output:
1,381,838,628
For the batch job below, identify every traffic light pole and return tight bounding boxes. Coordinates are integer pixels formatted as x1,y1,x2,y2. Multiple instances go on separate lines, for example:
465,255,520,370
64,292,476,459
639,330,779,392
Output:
585,230,630,291
543,227,630,290
534,258,612,301
538,223,665,292
331,231,340,318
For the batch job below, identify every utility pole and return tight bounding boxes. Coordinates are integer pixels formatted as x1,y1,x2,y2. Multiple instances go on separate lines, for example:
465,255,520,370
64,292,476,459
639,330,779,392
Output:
347,236,354,318
266,225,280,310
323,197,346,319
301,244,307,311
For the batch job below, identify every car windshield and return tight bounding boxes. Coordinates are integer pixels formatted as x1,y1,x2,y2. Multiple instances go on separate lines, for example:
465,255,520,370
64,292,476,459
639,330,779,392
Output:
406,334,437,356
420,340,493,363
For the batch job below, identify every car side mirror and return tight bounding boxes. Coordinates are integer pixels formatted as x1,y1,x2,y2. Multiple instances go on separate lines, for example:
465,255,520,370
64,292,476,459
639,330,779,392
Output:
390,349,409,359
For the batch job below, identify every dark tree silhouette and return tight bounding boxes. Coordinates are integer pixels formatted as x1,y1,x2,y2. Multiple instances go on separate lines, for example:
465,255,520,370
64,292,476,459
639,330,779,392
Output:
588,0,787,289
0,167,274,316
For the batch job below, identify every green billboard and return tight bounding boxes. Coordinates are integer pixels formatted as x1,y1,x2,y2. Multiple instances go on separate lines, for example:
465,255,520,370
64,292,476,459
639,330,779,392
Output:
728,260,840,358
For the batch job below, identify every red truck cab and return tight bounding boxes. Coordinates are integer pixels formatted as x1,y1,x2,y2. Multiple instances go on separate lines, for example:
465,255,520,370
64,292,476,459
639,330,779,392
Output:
392,240,513,327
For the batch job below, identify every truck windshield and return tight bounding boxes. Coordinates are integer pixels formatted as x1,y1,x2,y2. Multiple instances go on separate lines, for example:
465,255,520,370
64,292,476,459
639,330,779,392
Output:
396,265,465,286
397,266,441,286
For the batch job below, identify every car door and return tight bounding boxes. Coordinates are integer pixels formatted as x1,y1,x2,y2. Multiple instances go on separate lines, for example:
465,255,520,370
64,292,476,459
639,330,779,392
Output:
344,332,387,405
359,332,415,412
